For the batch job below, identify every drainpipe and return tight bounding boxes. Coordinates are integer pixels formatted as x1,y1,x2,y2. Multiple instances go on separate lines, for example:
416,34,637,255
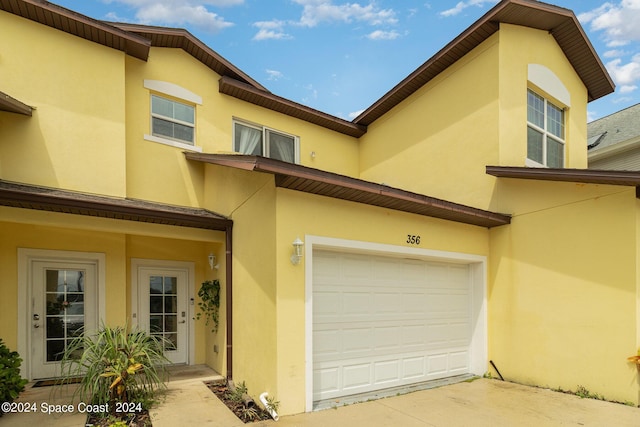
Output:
225,224,233,380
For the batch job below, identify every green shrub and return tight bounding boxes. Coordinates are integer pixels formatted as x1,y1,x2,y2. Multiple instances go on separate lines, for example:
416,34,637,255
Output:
60,324,170,415
0,338,28,416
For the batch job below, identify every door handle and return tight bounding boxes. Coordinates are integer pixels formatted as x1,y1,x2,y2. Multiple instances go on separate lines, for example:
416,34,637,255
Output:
178,320,186,324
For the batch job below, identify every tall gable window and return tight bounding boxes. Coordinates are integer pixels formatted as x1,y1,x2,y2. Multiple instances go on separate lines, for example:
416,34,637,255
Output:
234,121,299,163
527,89,565,168
151,95,195,145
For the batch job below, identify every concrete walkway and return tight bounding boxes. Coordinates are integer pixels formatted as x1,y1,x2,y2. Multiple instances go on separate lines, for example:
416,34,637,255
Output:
3,368,639,426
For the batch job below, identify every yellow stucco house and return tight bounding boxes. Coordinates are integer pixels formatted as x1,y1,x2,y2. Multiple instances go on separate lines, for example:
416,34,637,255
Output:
2,0,639,415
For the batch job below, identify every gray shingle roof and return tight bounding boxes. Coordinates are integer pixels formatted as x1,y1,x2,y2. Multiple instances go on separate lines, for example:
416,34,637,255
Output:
587,103,640,152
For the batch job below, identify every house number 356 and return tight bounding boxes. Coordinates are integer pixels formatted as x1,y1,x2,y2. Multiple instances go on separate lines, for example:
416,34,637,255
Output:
406,235,421,245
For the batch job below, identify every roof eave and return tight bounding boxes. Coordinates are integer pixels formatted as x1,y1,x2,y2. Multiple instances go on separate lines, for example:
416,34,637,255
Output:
0,91,33,116
486,165,640,187
219,76,367,138
110,23,269,91
354,0,614,126
0,0,151,60
0,180,232,231
188,153,511,228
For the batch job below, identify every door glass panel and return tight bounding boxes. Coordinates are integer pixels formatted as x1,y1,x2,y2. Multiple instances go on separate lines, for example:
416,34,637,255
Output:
45,269,86,362
149,275,179,351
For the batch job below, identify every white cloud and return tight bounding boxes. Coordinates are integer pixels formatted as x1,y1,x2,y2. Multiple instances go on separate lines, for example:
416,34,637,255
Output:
620,84,638,93
252,20,292,40
440,0,498,17
604,49,627,58
265,69,284,81
579,1,640,45
108,0,241,32
366,30,400,40
292,0,397,27
606,54,640,86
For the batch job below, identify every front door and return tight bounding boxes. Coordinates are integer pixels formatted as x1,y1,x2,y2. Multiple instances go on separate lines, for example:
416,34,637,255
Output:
136,266,189,364
31,261,98,379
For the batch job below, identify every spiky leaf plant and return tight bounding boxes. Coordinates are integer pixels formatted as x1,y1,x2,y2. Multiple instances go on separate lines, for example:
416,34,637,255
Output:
60,324,170,415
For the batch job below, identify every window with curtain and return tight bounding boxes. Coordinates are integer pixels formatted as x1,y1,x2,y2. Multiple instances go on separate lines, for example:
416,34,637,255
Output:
151,95,195,145
234,121,299,163
527,89,565,168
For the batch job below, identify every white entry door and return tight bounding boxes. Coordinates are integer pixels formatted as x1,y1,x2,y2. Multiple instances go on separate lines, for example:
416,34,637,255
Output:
31,261,98,379
136,266,189,364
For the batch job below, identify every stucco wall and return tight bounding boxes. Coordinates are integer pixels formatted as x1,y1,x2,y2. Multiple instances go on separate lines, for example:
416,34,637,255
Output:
0,11,127,197
358,33,501,210
273,188,491,414
489,181,638,404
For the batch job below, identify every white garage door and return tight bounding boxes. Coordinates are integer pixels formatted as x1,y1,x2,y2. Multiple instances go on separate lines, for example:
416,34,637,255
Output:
312,250,472,402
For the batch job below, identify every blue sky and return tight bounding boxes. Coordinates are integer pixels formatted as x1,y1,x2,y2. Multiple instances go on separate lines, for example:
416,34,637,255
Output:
50,0,640,122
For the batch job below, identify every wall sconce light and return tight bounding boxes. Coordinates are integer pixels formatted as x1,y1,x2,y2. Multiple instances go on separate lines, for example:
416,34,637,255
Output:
208,253,218,270
290,237,304,265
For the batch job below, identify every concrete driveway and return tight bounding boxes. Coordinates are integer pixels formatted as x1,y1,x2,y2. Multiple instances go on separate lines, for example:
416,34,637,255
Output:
4,368,639,426
262,379,639,426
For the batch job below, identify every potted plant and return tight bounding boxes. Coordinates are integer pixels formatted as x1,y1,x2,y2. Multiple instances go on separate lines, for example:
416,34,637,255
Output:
0,338,28,416
60,324,170,425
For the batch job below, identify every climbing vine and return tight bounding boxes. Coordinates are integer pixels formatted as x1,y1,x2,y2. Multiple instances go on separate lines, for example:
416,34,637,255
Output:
196,280,220,333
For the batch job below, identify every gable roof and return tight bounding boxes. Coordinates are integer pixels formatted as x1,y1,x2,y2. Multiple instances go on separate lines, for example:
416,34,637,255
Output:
0,0,265,90
2,0,615,135
187,153,511,228
587,103,640,154
353,0,615,126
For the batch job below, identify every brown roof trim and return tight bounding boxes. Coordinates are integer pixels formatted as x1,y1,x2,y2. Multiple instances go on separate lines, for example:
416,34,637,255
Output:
354,0,614,126
486,165,640,187
0,0,151,60
0,91,33,116
111,24,268,91
187,153,511,228
0,180,232,231
219,77,367,138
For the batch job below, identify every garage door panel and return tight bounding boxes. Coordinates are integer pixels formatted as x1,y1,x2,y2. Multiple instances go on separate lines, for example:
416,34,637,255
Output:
313,250,473,402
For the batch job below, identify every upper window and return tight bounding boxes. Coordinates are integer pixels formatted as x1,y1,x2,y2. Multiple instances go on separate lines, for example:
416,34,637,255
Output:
151,95,195,145
527,89,565,168
234,121,299,163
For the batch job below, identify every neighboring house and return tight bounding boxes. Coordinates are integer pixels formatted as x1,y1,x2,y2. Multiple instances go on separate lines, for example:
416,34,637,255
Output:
588,103,640,170
2,0,640,415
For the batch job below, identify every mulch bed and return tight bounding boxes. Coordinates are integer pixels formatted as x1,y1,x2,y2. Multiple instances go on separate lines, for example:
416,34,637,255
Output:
86,410,151,427
205,380,272,423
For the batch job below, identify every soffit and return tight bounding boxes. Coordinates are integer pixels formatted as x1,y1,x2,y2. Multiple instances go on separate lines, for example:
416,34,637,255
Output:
0,90,33,116
0,180,232,231
187,153,511,228
354,0,615,126
0,0,150,60
219,77,367,138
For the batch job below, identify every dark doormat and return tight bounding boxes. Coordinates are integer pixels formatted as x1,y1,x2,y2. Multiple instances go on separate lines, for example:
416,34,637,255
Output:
32,377,82,387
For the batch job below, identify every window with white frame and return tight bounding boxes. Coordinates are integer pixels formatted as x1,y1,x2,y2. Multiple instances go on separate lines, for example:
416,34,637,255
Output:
151,95,195,145
234,120,299,163
527,89,565,168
